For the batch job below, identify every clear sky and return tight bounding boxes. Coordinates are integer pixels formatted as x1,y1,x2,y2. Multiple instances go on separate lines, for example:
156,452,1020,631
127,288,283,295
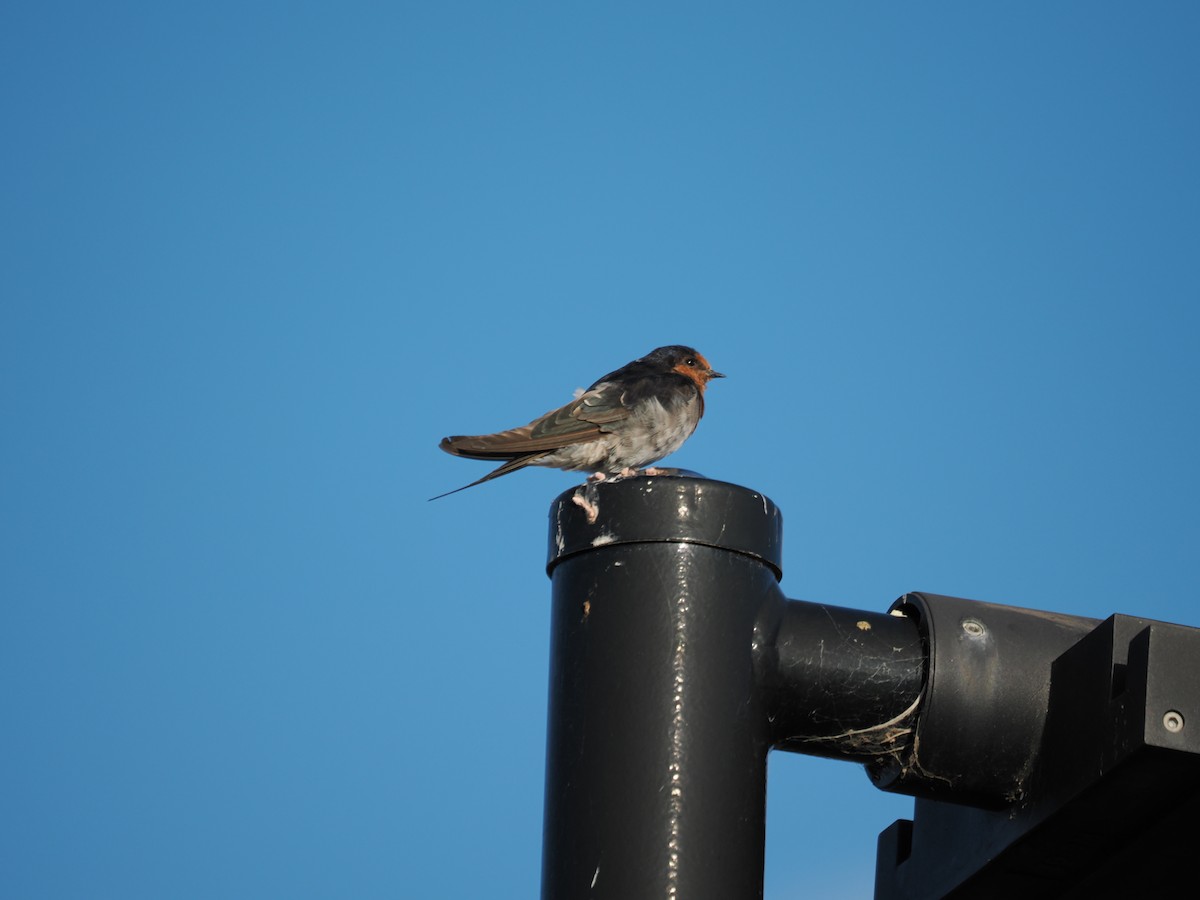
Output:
4,4,1198,899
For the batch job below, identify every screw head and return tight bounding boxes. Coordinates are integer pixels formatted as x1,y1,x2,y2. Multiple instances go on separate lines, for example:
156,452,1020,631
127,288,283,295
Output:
1163,710,1185,733
961,618,986,637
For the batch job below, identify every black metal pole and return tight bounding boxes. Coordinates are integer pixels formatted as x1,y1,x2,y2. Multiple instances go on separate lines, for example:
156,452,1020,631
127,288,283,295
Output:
543,474,785,900
541,474,927,898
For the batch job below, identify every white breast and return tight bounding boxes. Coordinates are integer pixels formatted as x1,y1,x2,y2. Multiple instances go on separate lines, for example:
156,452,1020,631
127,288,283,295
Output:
535,393,702,474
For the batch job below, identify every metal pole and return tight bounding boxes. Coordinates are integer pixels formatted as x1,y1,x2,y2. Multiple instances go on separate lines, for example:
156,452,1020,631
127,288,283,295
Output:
766,601,925,763
542,475,784,900
541,474,926,898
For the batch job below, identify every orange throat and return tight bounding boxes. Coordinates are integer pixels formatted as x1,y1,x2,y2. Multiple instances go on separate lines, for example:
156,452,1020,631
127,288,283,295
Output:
673,357,714,393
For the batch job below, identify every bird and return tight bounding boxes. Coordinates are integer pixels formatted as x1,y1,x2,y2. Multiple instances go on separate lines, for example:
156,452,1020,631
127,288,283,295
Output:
432,345,724,499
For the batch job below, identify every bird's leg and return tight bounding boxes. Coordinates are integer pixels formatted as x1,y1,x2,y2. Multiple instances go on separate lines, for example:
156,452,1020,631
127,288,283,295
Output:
642,467,665,475
586,472,608,484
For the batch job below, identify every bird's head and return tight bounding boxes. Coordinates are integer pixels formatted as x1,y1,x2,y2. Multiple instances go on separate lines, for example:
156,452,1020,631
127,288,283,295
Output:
647,345,726,392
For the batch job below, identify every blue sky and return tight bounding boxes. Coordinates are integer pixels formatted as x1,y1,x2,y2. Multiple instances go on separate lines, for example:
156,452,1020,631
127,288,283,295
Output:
4,4,1198,898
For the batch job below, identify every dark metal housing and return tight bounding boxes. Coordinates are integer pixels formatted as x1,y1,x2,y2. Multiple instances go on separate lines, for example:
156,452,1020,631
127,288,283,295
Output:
540,474,1200,899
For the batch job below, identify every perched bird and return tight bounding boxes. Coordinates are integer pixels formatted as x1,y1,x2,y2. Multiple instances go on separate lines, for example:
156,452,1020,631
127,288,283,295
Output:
432,345,724,499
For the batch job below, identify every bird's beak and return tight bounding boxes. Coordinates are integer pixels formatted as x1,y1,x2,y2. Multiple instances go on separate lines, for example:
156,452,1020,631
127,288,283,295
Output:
708,369,726,379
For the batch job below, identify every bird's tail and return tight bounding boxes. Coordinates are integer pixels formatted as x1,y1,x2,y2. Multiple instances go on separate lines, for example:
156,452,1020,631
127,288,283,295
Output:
428,453,545,500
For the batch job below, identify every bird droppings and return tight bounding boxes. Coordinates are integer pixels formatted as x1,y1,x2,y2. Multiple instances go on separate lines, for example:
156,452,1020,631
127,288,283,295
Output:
857,620,872,631
572,485,600,524
581,600,591,622
591,532,616,547
552,503,568,553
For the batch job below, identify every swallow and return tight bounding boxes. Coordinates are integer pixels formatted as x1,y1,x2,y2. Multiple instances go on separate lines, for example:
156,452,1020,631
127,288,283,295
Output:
432,345,724,499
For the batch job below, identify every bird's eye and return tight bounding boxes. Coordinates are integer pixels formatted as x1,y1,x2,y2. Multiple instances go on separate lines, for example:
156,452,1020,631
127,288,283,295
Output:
684,357,696,367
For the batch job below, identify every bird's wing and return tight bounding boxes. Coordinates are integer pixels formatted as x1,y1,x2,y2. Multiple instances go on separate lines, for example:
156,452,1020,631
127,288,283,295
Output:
440,382,630,460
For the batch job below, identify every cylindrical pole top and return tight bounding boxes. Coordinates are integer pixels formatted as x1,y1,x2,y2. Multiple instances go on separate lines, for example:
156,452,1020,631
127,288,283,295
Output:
546,471,784,579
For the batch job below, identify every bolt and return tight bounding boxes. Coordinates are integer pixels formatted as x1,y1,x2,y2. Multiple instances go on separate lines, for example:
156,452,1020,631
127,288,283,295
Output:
1163,710,1185,733
962,618,985,637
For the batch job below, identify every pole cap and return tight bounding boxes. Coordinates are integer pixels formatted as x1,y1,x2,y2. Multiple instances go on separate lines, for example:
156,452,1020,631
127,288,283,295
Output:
547,470,783,579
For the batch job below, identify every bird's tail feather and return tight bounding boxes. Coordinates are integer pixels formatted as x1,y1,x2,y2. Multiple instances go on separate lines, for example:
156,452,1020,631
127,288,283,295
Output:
428,453,545,500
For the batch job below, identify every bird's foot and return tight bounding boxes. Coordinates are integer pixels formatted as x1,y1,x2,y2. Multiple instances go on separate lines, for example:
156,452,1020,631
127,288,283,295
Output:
588,467,663,484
